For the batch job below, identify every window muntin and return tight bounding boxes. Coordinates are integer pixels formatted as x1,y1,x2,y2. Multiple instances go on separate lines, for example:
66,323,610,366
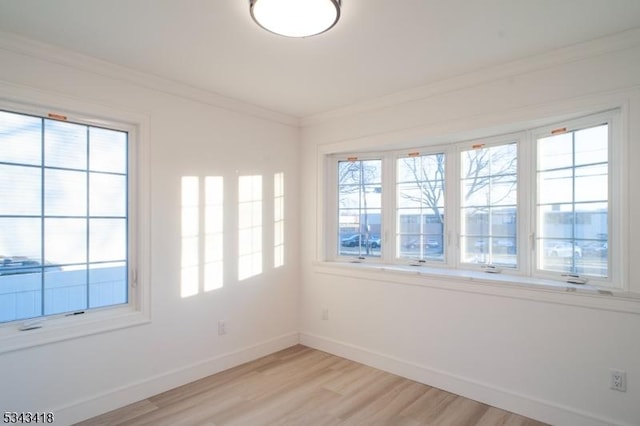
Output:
337,159,382,258
460,142,518,268
0,109,128,323
536,123,609,278
396,153,445,262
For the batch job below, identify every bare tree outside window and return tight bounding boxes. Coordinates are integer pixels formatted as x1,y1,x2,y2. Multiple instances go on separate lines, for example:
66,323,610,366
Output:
397,153,445,261
460,143,518,267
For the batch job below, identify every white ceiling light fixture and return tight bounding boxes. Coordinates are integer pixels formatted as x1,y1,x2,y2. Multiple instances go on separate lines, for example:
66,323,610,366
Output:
249,0,341,38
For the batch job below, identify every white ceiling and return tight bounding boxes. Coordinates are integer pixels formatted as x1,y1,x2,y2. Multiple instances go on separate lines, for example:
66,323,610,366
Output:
1,1,640,118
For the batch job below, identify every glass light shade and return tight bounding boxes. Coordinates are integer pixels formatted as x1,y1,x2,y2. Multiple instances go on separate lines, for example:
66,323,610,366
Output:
250,0,341,38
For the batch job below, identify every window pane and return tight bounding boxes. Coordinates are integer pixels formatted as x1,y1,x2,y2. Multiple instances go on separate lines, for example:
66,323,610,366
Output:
89,262,127,308
0,164,41,215
44,218,87,265
460,143,517,267
396,154,445,262
538,169,572,205
575,164,607,202
538,132,572,170
460,208,517,268
90,219,126,262
0,110,41,165
89,127,127,173
575,124,608,166
44,169,87,216
337,159,382,258
44,120,87,169
0,272,42,322
44,265,87,315
536,123,608,277
90,173,127,217
0,218,42,262
461,236,490,264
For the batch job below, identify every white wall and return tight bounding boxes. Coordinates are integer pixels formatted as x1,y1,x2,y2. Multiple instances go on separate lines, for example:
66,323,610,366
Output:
0,41,300,423
300,33,640,426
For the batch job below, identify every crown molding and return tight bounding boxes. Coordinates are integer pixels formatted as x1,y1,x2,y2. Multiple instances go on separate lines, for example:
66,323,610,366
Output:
0,30,299,127
301,27,640,127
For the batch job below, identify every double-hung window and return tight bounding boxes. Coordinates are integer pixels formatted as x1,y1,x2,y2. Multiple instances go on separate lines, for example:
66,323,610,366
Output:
328,109,623,290
0,108,130,324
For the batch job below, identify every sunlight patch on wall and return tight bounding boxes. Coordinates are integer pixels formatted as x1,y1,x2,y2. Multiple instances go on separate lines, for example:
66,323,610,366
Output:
205,176,223,291
274,172,285,268
181,176,224,297
238,175,262,281
181,176,199,298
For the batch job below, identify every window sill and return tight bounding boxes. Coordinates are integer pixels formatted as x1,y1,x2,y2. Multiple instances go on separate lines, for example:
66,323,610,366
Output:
313,261,640,315
0,305,151,355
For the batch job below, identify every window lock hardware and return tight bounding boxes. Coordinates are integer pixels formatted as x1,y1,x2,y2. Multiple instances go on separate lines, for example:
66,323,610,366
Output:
19,319,45,331
482,265,502,274
409,259,427,266
562,274,588,285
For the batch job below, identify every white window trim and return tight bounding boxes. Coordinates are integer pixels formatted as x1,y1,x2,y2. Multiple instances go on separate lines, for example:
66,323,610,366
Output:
529,110,623,289
321,107,627,294
455,133,524,274
328,153,384,262
0,82,151,354
394,148,448,266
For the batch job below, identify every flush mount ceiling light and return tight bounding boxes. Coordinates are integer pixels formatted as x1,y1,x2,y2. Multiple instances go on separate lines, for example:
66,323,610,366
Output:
250,0,341,38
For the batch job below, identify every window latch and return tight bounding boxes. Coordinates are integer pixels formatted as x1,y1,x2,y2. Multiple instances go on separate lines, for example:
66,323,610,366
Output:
409,259,426,267
19,319,45,331
482,265,502,274
562,274,588,285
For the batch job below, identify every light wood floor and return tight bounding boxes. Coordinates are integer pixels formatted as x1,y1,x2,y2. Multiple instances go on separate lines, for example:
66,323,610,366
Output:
76,345,547,426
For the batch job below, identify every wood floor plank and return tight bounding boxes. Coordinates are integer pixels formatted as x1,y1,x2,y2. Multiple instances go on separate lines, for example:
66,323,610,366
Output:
76,345,548,426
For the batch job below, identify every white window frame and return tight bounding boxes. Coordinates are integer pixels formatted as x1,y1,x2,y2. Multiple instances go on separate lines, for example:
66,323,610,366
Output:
530,110,622,289
394,148,449,267
323,108,624,291
329,153,385,262
0,84,150,354
455,133,525,274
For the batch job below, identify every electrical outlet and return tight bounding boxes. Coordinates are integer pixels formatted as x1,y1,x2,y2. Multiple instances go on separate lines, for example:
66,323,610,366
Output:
321,308,329,320
610,369,626,392
218,320,227,335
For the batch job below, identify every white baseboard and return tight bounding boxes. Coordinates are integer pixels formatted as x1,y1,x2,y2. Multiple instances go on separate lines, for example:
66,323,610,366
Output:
299,332,625,426
53,331,627,426
55,332,299,425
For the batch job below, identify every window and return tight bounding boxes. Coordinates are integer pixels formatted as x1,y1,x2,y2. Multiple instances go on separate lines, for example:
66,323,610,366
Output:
337,158,382,258
396,153,445,262
460,142,518,268
327,109,622,289
536,122,610,278
0,109,129,323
